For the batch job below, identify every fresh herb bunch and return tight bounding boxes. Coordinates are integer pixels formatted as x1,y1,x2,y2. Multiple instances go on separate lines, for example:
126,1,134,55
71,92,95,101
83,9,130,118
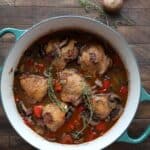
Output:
47,67,67,112
79,0,135,27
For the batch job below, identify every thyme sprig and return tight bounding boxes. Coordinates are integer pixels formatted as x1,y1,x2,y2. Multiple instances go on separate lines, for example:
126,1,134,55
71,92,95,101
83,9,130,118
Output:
72,85,93,139
79,0,105,16
82,85,93,124
72,115,87,139
47,67,67,112
79,0,135,27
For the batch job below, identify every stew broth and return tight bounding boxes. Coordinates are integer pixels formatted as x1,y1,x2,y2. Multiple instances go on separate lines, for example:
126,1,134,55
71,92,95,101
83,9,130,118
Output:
13,30,128,144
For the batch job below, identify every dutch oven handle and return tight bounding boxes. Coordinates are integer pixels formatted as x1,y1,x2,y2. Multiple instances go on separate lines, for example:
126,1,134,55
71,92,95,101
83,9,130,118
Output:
0,28,27,73
118,87,150,143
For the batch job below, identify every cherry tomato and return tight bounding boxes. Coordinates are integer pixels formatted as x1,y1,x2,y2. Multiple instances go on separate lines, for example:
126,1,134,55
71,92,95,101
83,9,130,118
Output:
68,124,75,130
98,79,111,93
85,130,97,142
54,80,62,92
98,88,107,93
103,79,111,89
60,134,73,144
120,85,128,96
33,105,43,118
35,63,45,73
95,122,107,132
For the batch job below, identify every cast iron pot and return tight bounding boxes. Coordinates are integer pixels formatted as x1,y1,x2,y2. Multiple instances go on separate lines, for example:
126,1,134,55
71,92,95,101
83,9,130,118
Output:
0,16,150,150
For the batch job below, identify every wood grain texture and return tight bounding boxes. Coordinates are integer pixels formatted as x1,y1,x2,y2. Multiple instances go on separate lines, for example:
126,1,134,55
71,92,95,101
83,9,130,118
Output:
0,0,150,149
0,6,150,26
14,0,150,8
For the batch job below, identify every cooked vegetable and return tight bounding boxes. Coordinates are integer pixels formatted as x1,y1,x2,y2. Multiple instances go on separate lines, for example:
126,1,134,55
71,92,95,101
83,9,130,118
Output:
14,30,128,144
54,80,62,92
120,85,128,96
60,134,73,144
95,121,107,132
33,105,43,118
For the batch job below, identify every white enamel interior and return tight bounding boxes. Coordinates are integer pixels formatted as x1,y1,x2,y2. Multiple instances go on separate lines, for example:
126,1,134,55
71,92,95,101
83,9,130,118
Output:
1,16,141,150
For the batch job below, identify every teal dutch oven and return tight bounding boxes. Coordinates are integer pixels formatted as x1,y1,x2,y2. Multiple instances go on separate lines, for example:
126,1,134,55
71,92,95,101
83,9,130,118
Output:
0,16,150,150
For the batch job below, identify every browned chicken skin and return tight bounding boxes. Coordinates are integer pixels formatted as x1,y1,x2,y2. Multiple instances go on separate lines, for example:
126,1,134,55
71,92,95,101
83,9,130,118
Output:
79,44,111,76
59,69,86,106
42,103,67,132
46,39,78,70
20,74,48,102
92,93,123,120
92,95,112,119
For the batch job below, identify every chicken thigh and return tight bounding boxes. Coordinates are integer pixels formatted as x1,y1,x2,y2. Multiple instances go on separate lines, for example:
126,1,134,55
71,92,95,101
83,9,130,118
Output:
42,103,67,132
59,69,86,106
79,44,111,76
20,74,48,102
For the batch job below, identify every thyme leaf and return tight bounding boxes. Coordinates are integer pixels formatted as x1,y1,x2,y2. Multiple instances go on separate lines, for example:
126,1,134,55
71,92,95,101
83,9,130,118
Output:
47,67,67,112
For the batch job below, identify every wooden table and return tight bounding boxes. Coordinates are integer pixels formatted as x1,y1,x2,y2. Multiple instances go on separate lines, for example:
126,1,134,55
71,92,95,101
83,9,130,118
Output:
0,0,150,149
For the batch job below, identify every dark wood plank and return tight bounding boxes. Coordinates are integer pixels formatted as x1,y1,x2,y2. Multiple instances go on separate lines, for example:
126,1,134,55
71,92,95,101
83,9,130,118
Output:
136,102,150,119
124,0,150,9
117,26,150,44
14,0,150,8
0,6,150,26
10,136,35,150
0,136,9,150
131,44,150,64
0,0,15,6
15,0,79,7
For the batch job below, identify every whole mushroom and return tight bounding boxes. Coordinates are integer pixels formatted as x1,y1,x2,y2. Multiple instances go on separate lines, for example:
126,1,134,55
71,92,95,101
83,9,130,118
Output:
103,0,123,13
